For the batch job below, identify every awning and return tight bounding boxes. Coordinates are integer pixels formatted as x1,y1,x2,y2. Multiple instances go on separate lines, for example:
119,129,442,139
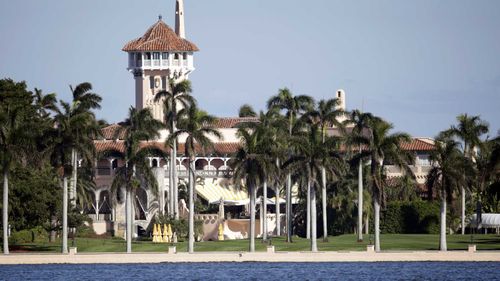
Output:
195,179,300,206
469,213,500,228
196,180,249,205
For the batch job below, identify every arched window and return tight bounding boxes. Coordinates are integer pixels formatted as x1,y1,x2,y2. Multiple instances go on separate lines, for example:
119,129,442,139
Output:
152,159,158,168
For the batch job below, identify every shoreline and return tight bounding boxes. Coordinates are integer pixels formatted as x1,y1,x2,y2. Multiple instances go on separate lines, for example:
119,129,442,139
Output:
1,251,500,264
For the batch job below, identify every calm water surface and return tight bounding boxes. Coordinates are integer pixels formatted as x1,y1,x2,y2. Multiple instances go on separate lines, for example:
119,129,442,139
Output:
0,262,499,280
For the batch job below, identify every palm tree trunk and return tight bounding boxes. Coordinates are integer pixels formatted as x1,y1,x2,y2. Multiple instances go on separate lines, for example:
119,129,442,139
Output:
310,181,318,252
169,150,174,216
62,176,68,254
188,157,195,253
249,183,256,252
364,212,369,235
461,187,465,235
173,122,179,220
321,167,327,241
3,170,9,254
275,159,281,236
374,197,380,252
286,119,293,243
439,190,447,251
357,161,363,242
275,186,281,236
306,180,311,239
286,174,292,242
71,149,77,206
263,180,268,241
126,188,132,253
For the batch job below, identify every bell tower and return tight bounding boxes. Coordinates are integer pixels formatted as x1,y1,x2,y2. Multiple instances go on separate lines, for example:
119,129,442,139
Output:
122,0,198,121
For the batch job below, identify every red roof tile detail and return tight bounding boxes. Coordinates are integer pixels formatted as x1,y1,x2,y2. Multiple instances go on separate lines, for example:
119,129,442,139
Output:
122,20,199,52
95,140,240,155
213,117,259,128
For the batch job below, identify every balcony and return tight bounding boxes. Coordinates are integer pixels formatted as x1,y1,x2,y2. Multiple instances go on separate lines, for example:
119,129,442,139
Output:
143,60,151,67
175,169,234,178
153,59,160,66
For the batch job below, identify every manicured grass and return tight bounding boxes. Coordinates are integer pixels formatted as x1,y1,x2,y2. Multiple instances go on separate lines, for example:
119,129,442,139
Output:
10,234,500,253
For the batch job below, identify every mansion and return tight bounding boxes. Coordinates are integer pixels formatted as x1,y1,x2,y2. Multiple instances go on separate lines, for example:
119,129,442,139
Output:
89,0,436,240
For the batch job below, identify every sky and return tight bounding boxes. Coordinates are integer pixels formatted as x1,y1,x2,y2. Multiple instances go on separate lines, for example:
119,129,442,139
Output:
0,0,499,138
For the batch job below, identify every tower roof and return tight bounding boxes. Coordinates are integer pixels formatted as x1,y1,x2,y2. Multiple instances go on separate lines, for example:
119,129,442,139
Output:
122,19,199,52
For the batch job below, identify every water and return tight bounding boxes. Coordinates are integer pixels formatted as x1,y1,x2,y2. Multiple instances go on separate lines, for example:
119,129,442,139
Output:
0,262,499,281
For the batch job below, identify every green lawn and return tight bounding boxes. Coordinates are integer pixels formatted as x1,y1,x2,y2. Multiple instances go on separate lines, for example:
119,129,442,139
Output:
10,234,500,253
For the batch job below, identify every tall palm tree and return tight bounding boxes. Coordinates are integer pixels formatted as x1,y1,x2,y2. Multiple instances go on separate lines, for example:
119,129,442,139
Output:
51,98,101,253
304,98,345,241
347,110,376,242
285,124,344,251
267,88,314,242
154,78,194,218
358,117,414,251
170,105,221,253
444,114,489,234
68,82,102,207
238,106,286,240
0,79,38,254
110,107,163,253
427,135,469,251
230,126,272,252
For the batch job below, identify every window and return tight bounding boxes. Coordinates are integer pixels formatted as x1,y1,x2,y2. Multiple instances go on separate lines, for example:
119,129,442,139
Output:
183,53,187,60
149,76,154,89
152,159,158,168
162,76,167,90
162,52,168,60
145,52,151,60
153,52,160,60
174,53,179,60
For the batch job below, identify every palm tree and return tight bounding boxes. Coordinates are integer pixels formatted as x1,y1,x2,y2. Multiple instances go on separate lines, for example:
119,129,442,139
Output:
358,117,415,251
0,79,39,254
170,105,221,253
51,98,101,253
110,107,163,253
427,135,469,251
238,104,257,118
230,126,272,252
154,79,194,218
304,98,345,241
267,88,314,242
67,82,102,207
285,124,344,251
444,114,489,234
347,110,376,242
238,106,286,240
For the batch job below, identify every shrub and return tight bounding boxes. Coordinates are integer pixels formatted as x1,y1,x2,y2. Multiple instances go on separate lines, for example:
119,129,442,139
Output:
381,201,440,234
153,214,204,241
9,226,48,245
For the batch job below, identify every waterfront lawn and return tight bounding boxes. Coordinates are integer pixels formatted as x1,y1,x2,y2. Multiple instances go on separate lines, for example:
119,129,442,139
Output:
9,234,500,253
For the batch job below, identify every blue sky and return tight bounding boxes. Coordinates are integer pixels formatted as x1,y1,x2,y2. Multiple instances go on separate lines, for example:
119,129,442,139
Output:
0,0,499,137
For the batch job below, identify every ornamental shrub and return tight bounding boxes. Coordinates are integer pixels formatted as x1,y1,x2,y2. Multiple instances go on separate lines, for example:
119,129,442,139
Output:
381,201,440,234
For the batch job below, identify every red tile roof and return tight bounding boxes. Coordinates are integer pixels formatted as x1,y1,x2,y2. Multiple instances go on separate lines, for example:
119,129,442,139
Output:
95,140,240,156
122,20,199,52
400,139,435,151
213,117,259,128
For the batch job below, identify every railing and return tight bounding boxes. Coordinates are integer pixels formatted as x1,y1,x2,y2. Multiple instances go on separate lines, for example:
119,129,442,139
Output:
183,60,188,66
172,60,180,66
88,213,112,222
161,60,168,66
153,60,160,66
143,60,151,66
174,169,234,178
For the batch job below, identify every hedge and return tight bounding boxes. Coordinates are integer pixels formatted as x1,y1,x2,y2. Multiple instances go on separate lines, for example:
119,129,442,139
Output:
381,201,440,234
